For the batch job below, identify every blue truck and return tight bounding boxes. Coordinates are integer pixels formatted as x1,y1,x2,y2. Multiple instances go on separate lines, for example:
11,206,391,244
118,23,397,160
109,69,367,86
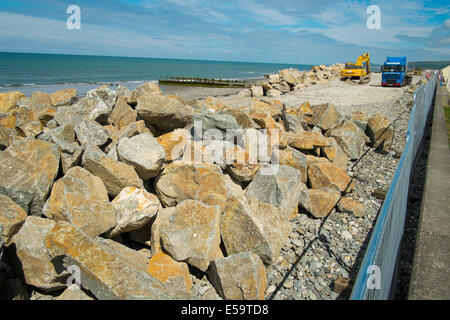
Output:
381,57,412,87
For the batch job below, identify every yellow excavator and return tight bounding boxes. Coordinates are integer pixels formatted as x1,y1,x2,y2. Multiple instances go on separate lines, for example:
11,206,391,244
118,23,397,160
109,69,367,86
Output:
340,53,371,84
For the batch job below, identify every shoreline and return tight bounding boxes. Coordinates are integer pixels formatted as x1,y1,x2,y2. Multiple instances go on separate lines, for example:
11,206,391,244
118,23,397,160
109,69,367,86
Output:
0,79,262,101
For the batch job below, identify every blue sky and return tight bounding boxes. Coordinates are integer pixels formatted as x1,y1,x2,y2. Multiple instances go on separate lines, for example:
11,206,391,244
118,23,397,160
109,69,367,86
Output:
0,0,448,64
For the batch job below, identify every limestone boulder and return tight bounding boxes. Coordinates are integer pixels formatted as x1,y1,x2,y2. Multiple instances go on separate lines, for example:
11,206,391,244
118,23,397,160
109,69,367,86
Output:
43,166,116,237
251,86,264,97
156,129,191,162
104,120,149,153
131,81,163,103
322,137,349,170
13,107,43,137
45,222,177,299
0,139,60,212
281,131,330,151
303,103,342,131
366,113,394,152
299,189,340,218
193,111,240,136
28,91,53,117
279,68,303,86
50,88,78,107
308,161,352,192
246,165,306,220
109,96,136,129
50,137,83,174
161,200,221,272
208,252,267,300
136,94,194,131
351,110,369,131
0,194,27,244
149,207,175,255
74,117,110,147
221,196,291,265
0,91,26,113
9,216,66,291
107,187,161,238
331,119,367,160
73,97,112,124
83,145,144,197
155,161,228,210
275,147,308,183
117,133,166,180
147,252,192,296
85,85,117,110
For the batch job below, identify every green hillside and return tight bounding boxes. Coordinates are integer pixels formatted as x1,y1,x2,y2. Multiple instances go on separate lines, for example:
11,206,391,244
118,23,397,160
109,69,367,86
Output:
407,61,450,70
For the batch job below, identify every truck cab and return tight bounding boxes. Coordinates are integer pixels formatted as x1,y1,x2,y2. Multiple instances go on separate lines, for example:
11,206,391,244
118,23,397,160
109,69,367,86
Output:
381,57,411,87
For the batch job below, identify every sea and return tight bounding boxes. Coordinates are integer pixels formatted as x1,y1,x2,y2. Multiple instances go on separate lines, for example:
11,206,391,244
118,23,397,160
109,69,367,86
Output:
0,52,313,96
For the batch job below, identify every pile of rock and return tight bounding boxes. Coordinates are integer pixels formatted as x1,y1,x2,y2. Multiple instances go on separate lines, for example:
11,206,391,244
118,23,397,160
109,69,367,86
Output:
0,82,393,300
249,64,344,98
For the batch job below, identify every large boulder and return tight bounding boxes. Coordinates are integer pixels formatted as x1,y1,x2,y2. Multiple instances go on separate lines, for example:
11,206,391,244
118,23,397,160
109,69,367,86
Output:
161,200,221,272
9,216,67,291
43,166,116,238
251,86,264,97
147,252,192,296
74,117,110,147
322,137,349,170
109,96,137,129
221,196,291,265
73,97,112,124
331,119,367,160
50,137,83,174
85,85,117,110
0,194,27,244
275,147,308,183
303,103,343,131
28,91,53,117
208,252,267,300
117,133,166,180
156,129,191,162
299,189,341,218
308,161,352,192
82,145,144,197
50,88,78,107
155,161,228,210
13,107,43,137
136,94,194,131
44,222,177,299
107,187,161,238
281,131,330,151
0,139,60,213
246,165,306,220
0,91,26,113
279,68,303,86
193,112,240,136
366,113,394,152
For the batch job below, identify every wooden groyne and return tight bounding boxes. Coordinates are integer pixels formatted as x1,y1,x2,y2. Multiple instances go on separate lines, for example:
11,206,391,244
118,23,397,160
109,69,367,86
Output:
158,76,256,88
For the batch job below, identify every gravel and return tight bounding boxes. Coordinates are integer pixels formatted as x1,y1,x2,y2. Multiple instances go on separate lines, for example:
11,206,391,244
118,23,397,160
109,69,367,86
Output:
261,81,415,300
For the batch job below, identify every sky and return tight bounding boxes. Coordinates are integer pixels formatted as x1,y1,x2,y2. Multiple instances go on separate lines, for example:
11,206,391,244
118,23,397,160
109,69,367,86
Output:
0,0,448,65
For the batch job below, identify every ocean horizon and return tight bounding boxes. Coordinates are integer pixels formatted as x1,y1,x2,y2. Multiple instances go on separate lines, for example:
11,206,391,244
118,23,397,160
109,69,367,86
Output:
0,52,313,95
